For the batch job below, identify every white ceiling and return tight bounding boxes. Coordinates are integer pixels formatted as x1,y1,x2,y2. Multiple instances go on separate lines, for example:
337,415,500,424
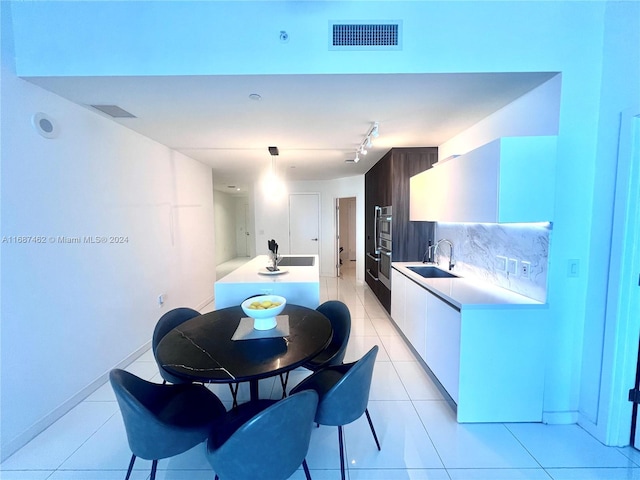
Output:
27,72,556,194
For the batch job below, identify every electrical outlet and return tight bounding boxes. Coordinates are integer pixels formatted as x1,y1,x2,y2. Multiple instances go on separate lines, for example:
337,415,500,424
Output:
521,261,531,279
496,255,507,272
507,258,518,275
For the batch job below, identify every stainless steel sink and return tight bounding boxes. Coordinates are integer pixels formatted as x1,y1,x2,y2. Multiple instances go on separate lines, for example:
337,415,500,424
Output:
407,265,458,279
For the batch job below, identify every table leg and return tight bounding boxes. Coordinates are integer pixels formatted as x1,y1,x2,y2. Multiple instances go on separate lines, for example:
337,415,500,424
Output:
249,379,259,402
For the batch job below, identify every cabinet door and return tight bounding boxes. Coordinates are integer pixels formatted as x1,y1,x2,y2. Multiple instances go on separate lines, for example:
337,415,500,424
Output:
390,269,406,332
425,292,461,402
448,142,499,222
404,279,428,361
409,172,428,221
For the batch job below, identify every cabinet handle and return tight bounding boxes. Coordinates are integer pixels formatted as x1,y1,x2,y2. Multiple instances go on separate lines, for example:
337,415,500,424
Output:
367,269,379,281
366,253,380,262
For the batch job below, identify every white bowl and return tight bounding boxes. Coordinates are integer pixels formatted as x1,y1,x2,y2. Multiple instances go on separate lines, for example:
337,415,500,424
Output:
241,295,286,330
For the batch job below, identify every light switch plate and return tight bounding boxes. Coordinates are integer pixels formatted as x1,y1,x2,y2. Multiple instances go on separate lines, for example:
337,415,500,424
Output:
496,255,507,272
507,258,518,275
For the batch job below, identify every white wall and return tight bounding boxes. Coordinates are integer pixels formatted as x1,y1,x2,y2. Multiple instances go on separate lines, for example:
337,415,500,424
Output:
1,4,216,456
439,75,561,160
213,190,241,265
253,176,364,281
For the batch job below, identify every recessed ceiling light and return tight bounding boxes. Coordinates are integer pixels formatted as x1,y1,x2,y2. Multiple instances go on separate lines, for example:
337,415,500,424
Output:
249,93,262,101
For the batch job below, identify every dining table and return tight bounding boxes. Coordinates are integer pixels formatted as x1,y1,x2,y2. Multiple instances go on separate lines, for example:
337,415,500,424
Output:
155,304,333,402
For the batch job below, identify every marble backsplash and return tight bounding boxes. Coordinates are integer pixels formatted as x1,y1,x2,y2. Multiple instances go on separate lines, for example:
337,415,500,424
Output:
432,222,550,302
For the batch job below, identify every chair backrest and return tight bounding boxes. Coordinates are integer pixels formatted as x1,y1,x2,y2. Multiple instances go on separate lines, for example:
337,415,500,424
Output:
110,368,214,460
315,345,378,426
207,390,319,480
152,307,200,383
316,300,351,366
151,307,200,356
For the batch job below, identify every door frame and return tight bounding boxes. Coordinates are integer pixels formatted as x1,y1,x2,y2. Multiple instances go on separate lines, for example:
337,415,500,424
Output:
597,108,640,445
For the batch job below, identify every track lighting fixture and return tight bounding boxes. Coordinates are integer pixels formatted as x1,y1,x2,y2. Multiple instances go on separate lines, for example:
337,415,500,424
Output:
353,121,379,163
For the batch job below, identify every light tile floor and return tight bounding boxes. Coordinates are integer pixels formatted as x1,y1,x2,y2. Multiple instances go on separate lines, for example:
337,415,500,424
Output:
3,263,640,479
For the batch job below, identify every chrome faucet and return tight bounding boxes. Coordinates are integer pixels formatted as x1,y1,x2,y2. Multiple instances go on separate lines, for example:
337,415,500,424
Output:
433,239,455,271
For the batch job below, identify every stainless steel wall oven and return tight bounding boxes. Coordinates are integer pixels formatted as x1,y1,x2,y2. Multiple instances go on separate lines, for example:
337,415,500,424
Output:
375,206,392,289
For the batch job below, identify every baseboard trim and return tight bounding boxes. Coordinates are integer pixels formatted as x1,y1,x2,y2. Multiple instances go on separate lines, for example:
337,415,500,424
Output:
195,294,214,312
1,341,151,462
543,410,579,424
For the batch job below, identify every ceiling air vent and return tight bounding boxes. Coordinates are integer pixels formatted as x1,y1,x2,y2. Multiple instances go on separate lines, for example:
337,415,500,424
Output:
90,105,137,118
329,21,402,50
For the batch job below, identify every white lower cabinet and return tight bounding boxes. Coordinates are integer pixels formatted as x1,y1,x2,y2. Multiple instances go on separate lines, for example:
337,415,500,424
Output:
404,277,428,361
425,292,460,403
390,267,545,423
390,269,406,333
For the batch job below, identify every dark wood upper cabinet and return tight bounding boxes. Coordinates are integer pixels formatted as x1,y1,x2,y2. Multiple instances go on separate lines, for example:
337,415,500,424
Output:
364,147,437,311
390,148,437,262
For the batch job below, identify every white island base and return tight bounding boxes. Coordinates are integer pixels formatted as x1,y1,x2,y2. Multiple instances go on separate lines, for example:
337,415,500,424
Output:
214,255,320,309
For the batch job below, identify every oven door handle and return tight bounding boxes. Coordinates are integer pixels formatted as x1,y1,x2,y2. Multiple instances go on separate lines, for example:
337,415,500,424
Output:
374,206,381,254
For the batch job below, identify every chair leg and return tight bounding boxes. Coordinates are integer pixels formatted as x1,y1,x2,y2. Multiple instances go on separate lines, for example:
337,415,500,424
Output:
338,426,346,480
365,408,381,451
302,458,312,480
279,371,290,398
150,459,158,480
228,382,239,408
215,475,219,480
124,454,136,480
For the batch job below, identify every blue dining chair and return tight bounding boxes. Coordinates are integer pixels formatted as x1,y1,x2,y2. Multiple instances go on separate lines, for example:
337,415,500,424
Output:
278,300,351,397
304,300,351,370
206,390,319,480
110,369,226,480
152,307,240,405
152,307,201,384
290,346,380,480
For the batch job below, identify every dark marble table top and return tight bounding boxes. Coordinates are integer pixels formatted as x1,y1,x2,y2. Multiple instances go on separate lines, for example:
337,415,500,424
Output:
155,304,332,385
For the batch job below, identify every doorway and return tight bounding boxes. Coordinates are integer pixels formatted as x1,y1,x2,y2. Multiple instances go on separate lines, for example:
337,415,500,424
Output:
336,197,357,277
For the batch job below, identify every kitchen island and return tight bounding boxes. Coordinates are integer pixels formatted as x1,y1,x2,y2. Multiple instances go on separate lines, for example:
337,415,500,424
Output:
214,255,320,309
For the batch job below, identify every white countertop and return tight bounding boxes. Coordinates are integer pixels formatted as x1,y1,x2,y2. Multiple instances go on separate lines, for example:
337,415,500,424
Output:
216,255,320,285
392,262,545,309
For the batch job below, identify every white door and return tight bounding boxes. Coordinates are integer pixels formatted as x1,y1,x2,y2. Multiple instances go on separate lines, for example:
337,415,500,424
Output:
289,194,320,255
